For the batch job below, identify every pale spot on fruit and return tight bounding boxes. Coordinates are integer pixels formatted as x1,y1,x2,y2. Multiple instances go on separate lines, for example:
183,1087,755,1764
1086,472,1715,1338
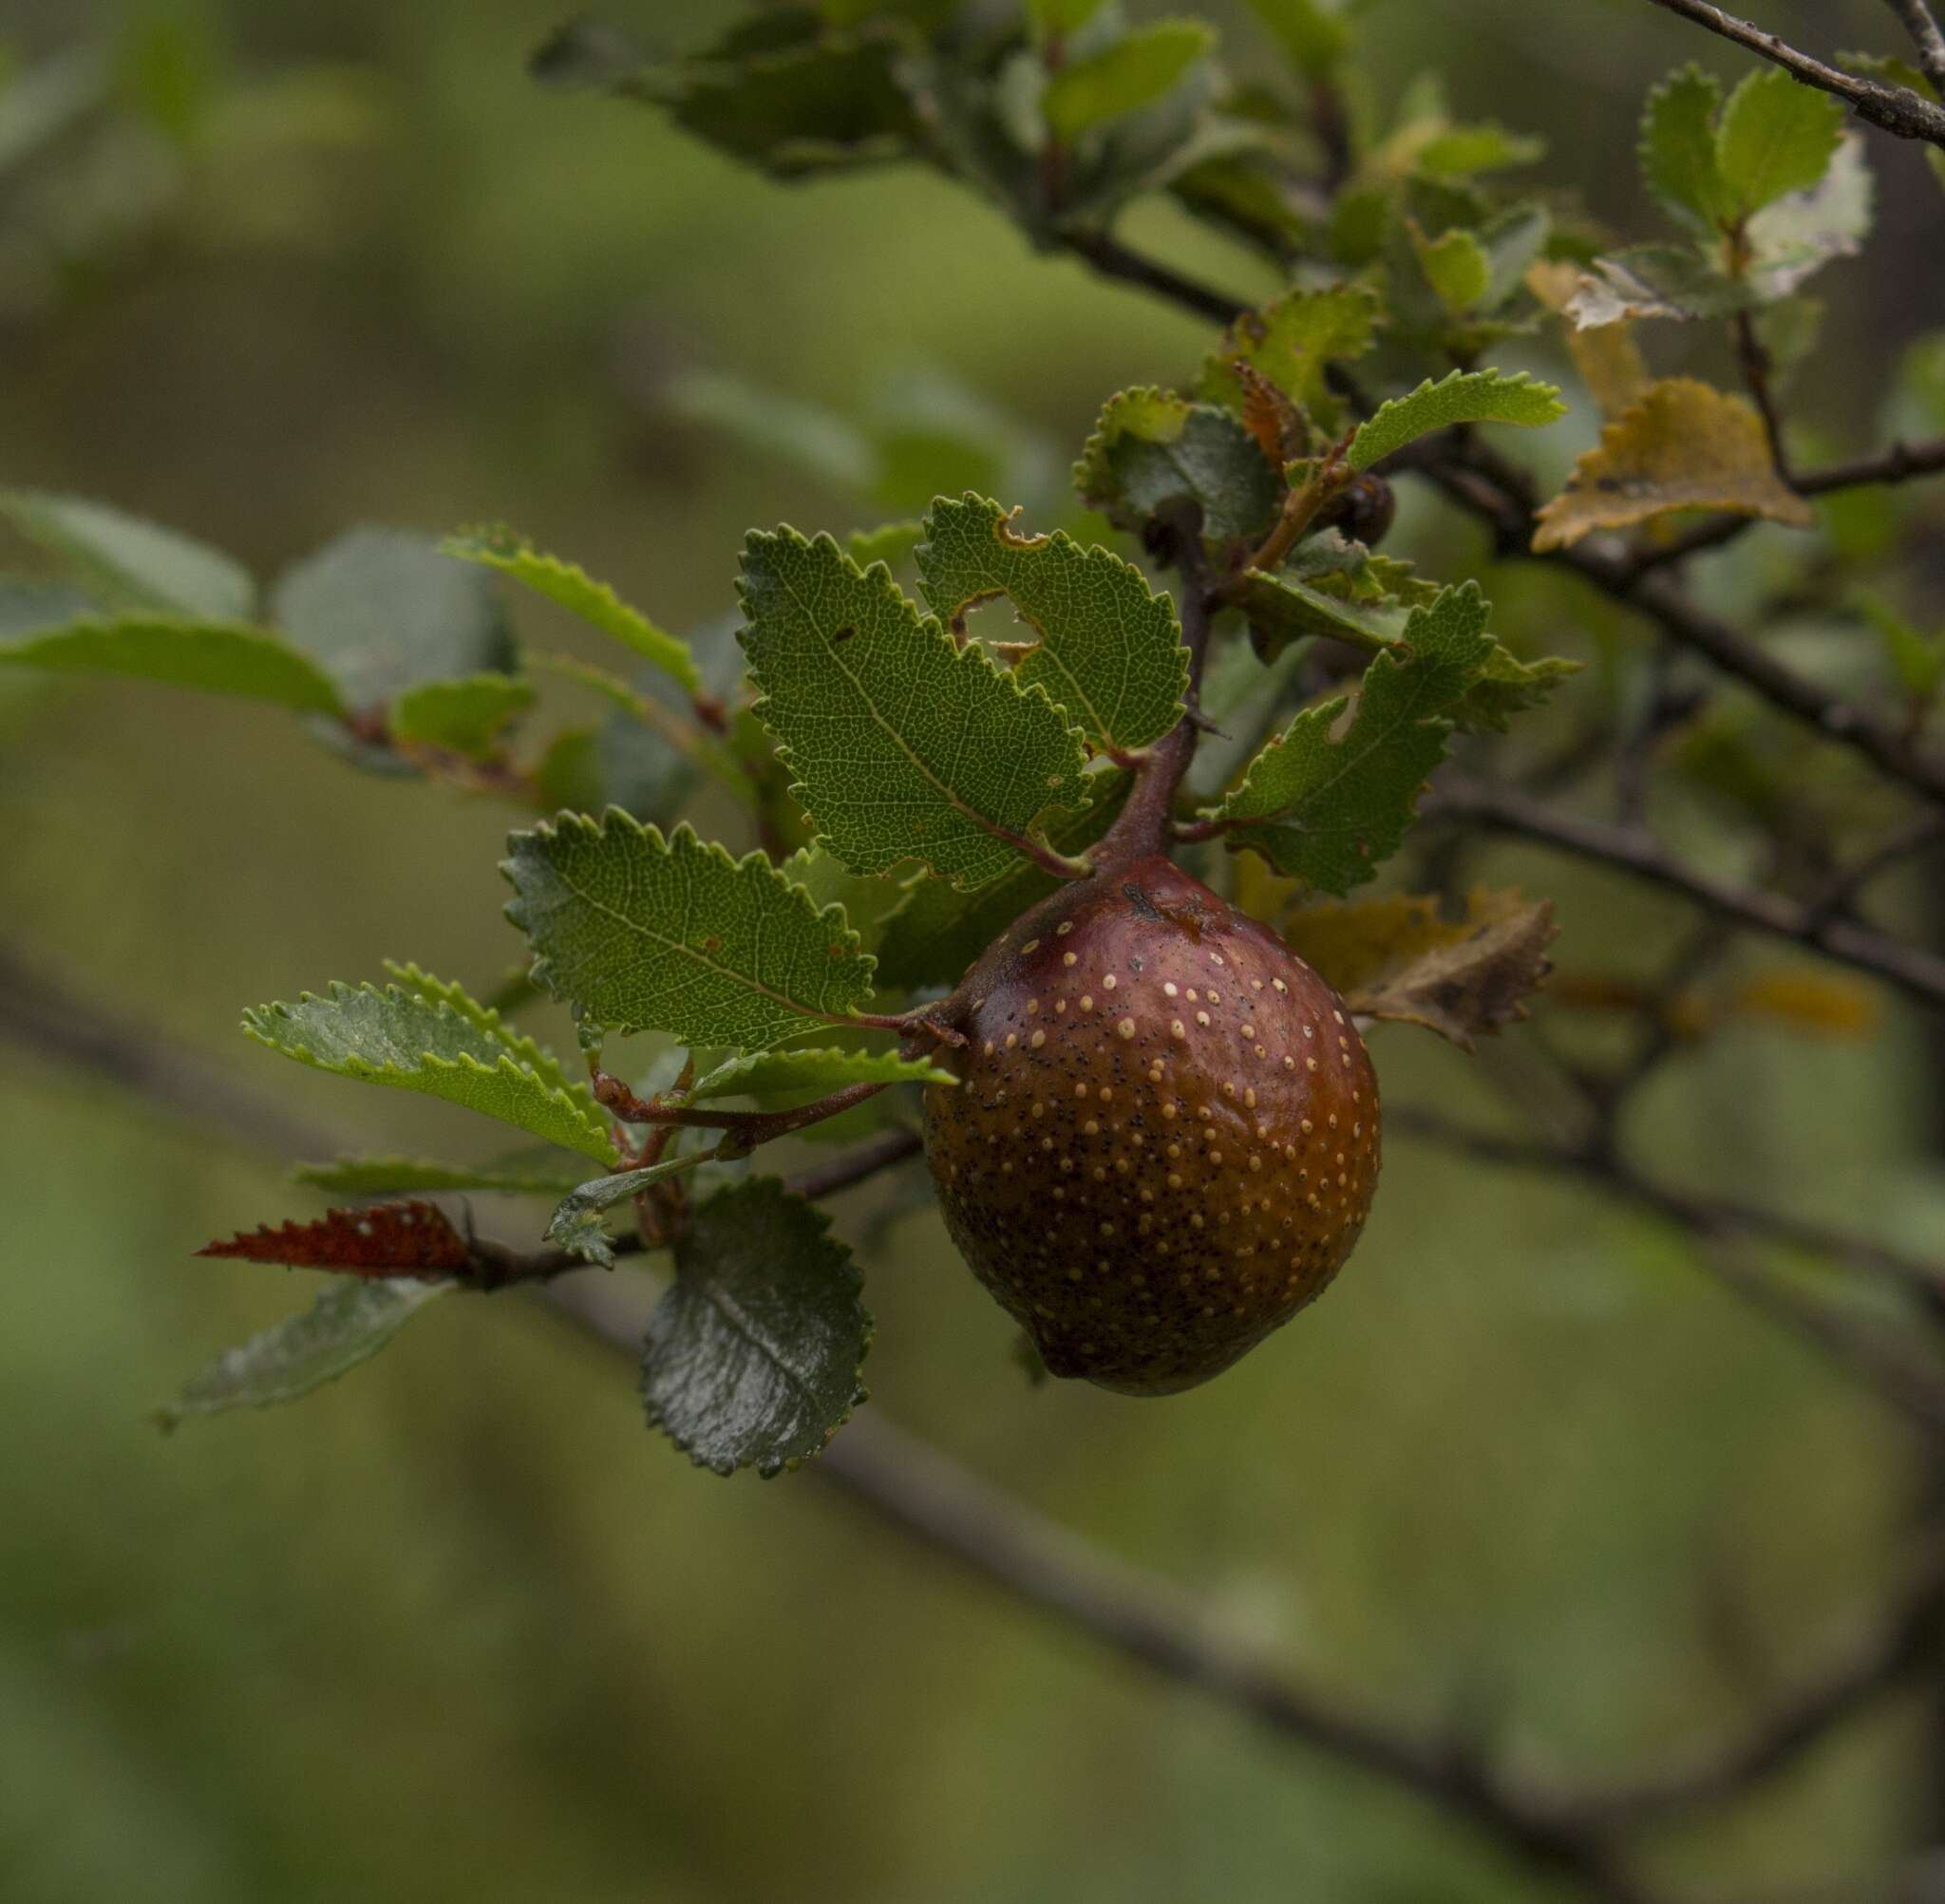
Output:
1116,1017,1136,1040
1030,1028,1047,1048
1080,993,1094,1010
1195,1011,1211,1027
1170,1020,1186,1040
1103,973,1118,990
1063,952,1077,967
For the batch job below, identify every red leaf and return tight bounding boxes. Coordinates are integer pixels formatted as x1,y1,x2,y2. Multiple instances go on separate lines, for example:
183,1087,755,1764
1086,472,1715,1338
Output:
197,1201,469,1276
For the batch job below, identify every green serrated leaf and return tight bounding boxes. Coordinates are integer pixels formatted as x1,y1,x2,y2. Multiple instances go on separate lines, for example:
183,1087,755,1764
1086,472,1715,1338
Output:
503,812,878,1047
1452,647,1581,734
1073,387,1280,542
915,494,1186,754
1205,583,1496,893
544,1151,709,1268
642,1178,871,1478
293,1153,591,1197
1197,285,1381,424
1043,20,1214,141
1716,67,1845,217
388,671,533,758
160,1278,449,1426
273,526,512,711
0,490,255,620
243,977,617,1163
1236,570,1410,659
442,525,702,696
737,527,1088,887
689,1046,955,1104
0,610,348,715
1347,368,1565,471
1640,64,1731,230
873,770,1128,990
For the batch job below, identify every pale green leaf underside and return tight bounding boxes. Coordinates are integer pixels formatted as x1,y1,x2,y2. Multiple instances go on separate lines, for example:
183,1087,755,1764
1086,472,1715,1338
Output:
689,1046,955,1105
243,979,617,1163
502,811,877,1048
161,1278,450,1426
1347,369,1565,471
294,1153,591,1197
916,494,1186,754
389,671,534,757
1208,583,1496,893
442,525,702,696
0,613,347,715
644,1178,871,1478
0,489,256,621
738,527,1088,889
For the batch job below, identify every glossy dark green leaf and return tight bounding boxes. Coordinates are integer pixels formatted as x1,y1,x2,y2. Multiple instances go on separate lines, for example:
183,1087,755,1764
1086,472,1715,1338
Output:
642,1178,871,1477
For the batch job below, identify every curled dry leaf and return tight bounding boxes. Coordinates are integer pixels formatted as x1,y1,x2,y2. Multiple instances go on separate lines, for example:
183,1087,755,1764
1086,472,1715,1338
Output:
1527,260,1651,420
1279,888,1558,1050
197,1201,469,1276
1533,377,1815,552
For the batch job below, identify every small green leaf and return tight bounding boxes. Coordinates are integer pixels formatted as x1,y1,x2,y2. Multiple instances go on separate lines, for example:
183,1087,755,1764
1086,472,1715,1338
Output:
1029,0,1108,32
0,490,255,620
503,812,878,1048
544,1152,708,1268
1857,594,1945,705
294,1153,592,1197
916,495,1187,754
442,525,702,696
243,976,617,1163
1413,123,1543,179
1346,368,1565,471
160,1278,450,1426
642,1178,871,1478
273,526,512,711
689,1046,955,1105
0,610,347,715
1452,647,1581,734
1204,583,1496,893
1197,285,1381,424
738,527,1088,887
1244,0,1353,78
1715,67,1845,217
1074,387,1280,542
1043,21,1214,140
389,672,534,758
873,770,1128,990
1639,65,1731,230
1410,223,1493,314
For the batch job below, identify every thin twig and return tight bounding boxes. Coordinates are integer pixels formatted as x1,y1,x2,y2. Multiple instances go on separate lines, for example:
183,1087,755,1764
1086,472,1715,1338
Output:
1886,0,1945,96
1426,774,1945,1014
1638,0,1945,146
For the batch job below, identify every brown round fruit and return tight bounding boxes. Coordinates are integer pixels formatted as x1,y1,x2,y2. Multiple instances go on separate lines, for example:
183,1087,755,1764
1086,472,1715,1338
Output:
923,856,1380,1396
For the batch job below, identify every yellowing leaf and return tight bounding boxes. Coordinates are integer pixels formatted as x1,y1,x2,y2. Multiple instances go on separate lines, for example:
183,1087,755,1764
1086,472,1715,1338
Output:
1725,971,1879,1039
1280,888,1557,1050
1532,377,1814,552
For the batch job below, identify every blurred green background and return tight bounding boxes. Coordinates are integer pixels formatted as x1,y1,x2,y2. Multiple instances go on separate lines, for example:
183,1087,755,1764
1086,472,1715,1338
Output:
4,1,1943,1899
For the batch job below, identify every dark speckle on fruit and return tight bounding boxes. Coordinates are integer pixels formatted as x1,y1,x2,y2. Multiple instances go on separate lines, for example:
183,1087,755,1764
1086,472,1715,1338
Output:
923,856,1381,1397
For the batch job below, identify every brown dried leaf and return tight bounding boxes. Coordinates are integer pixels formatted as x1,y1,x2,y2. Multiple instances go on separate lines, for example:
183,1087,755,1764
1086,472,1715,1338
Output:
197,1201,469,1276
1532,377,1815,552
1281,888,1558,1050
